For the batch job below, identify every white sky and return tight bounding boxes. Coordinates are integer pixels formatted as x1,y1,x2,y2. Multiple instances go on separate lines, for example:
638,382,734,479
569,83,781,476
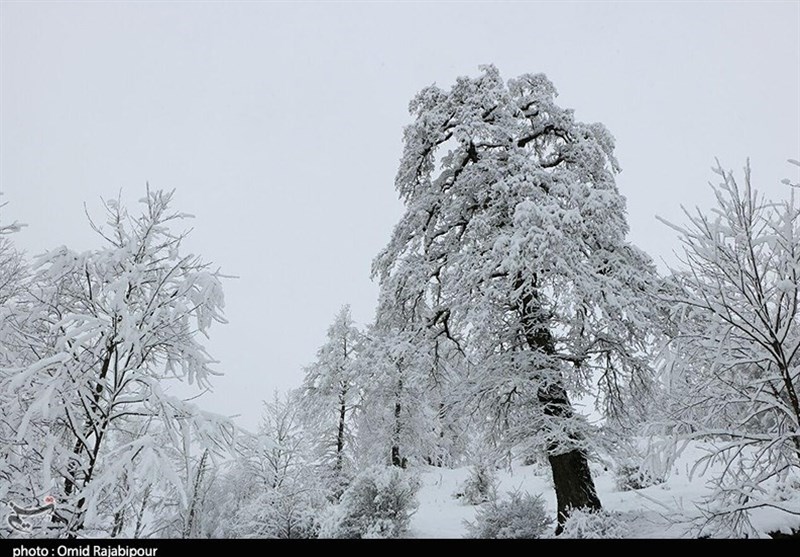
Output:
1,1,799,430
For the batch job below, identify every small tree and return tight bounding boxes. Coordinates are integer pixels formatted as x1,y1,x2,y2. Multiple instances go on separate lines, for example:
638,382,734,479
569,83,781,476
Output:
216,392,324,539
318,465,419,539
457,460,497,505
355,315,461,469
298,305,363,491
659,160,800,536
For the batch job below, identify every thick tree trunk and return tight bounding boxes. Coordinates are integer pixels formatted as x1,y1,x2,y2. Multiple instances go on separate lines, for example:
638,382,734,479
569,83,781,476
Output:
538,382,602,533
517,274,601,532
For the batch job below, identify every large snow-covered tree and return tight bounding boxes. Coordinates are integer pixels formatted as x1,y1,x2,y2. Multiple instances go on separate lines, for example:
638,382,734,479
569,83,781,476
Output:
2,188,231,537
373,65,657,528
658,161,800,536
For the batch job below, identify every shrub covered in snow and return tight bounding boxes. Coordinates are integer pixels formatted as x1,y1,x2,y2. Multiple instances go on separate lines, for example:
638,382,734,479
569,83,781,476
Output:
558,508,629,538
615,463,663,492
600,432,669,492
465,491,552,539
231,487,322,539
319,466,420,539
456,462,497,505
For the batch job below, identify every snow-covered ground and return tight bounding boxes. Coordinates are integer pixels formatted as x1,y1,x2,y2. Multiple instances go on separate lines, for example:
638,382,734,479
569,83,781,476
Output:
409,442,800,539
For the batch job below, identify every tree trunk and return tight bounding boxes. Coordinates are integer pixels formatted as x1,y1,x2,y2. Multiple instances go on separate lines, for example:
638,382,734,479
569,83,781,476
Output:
517,274,601,532
111,510,124,537
775,359,800,462
391,374,406,468
391,402,402,467
335,383,347,473
539,382,602,533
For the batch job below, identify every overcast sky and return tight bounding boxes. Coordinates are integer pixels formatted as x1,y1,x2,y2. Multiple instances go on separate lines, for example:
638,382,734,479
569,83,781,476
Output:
1,1,798,430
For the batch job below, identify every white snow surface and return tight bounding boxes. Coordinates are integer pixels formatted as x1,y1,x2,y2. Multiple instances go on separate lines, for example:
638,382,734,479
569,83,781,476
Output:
409,442,800,539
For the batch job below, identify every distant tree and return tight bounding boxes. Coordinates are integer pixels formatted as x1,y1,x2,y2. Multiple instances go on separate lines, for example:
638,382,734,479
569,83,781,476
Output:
659,160,800,536
2,188,230,537
356,325,430,468
373,65,657,529
356,291,470,469
214,392,324,539
0,196,27,368
298,305,363,491
0,217,26,368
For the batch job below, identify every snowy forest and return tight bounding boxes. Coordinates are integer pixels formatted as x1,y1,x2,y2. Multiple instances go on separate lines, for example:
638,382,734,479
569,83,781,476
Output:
1,65,799,539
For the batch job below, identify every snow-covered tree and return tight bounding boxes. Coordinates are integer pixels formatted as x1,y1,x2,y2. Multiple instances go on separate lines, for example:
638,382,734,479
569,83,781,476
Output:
357,327,431,468
373,65,658,528
356,292,469,469
0,210,26,371
210,392,325,539
298,305,363,490
130,405,237,539
2,188,231,537
0,211,33,531
658,160,800,536
318,465,420,539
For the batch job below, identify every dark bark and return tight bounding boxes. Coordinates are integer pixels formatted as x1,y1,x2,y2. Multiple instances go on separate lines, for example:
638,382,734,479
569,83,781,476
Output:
59,346,115,537
391,399,402,468
335,383,347,473
390,443,403,468
391,417,404,468
539,382,602,533
391,374,406,468
111,510,124,537
517,274,601,532
335,335,350,475
774,358,800,461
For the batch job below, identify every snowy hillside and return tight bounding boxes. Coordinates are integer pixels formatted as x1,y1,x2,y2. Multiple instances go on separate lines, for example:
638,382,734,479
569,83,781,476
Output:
410,442,800,539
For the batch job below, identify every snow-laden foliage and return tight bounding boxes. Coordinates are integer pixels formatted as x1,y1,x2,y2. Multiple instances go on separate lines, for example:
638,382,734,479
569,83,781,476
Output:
657,161,800,536
0,223,33,532
557,508,629,538
597,431,670,492
298,305,363,493
464,490,551,539
210,393,326,539
355,309,470,469
0,188,233,537
372,65,659,525
456,461,497,505
318,465,420,539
